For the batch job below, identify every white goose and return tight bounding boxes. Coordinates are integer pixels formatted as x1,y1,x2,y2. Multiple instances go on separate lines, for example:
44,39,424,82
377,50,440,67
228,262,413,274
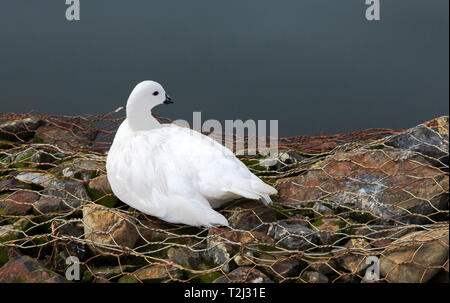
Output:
106,81,277,227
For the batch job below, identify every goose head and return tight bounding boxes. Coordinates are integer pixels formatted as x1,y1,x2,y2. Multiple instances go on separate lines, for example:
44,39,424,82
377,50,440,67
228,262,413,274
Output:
126,80,173,131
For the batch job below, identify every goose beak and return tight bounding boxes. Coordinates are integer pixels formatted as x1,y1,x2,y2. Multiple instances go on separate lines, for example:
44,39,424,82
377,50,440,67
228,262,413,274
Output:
163,94,174,104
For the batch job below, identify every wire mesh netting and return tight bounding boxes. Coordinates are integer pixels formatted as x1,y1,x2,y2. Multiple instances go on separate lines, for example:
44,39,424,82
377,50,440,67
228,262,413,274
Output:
0,110,448,283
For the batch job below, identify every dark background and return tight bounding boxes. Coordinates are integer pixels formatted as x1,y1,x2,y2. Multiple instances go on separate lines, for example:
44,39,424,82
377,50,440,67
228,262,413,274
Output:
0,0,448,136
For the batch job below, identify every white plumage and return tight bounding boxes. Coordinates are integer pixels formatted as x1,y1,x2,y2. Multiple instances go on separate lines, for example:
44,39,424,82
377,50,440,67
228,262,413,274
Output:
106,81,277,227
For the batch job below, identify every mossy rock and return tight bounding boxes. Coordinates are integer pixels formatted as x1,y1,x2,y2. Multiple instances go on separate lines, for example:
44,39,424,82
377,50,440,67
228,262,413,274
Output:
0,247,8,267
0,139,16,150
86,175,118,208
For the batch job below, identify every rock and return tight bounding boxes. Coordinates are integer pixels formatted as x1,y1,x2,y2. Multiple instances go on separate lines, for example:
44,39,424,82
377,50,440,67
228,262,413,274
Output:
1,219,31,267
53,221,87,261
270,258,301,279
34,118,98,150
167,247,203,270
267,221,319,250
86,175,118,208
385,124,449,162
226,200,277,231
276,148,448,224
3,147,58,169
301,271,329,283
0,178,30,192
259,157,278,169
214,267,273,283
258,151,305,171
0,190,39,216
334,238,372,275
424,116,449,136
117,264,183,283
0,117,42,142
428,269,449,283
34,178,91,215
0,255,66,283
54,158,104,181
0,218,32,243
380,227,449,283
15,172,54,187
83,265,138,282
83,204,139,253
312,218,345,245
138,220,175,243
206,228,273,272
306,261,336,276
233,252,254,266
313,203,334,216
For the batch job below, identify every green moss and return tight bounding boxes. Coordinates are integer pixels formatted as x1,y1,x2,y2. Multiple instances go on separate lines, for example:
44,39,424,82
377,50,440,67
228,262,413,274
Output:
0,139,16,149
85,185,117,208
33,135,45,144
188,271,223,283
312,219,324,227
12,150,36,168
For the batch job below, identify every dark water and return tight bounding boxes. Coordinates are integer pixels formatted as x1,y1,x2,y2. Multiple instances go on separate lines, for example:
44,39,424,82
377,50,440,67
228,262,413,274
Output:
0,0,448,136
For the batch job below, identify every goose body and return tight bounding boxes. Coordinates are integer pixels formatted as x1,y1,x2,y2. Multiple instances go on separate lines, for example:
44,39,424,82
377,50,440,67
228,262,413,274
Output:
106,81,277,227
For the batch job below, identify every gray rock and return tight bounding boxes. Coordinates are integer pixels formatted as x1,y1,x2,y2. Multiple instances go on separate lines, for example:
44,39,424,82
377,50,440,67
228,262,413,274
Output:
167,247,203,269
3,147,58,168
271,258,301,279
267,221,319,250
386,124,449,162
15,172,54,187
54,158,104,181
36,178,91,214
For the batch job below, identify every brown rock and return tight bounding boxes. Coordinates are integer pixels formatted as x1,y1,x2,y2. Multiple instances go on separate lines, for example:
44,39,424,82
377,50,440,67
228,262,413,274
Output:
87,175,118,208
0,178,30,192
34,117,98,150
380,227,449,283
334,238,372,275
0,190,38,215
225,199,277,231
0,255,66,283
424,116,449,136
0,117,42,141
118,264,183,283
276,148,448,224
83,204,139,253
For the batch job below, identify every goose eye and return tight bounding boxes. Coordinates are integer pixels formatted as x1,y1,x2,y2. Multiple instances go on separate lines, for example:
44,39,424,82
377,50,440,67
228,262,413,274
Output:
153,91,159,96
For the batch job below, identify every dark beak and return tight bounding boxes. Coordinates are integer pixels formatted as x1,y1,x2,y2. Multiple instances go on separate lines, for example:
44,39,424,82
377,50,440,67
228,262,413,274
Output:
163,94,174,104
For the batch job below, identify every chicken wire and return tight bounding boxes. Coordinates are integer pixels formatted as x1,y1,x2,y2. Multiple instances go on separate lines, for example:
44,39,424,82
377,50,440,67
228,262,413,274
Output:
0,110,448,283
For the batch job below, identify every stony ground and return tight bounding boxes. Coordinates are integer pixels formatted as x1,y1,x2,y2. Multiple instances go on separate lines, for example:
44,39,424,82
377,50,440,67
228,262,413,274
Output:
0,114,448,283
